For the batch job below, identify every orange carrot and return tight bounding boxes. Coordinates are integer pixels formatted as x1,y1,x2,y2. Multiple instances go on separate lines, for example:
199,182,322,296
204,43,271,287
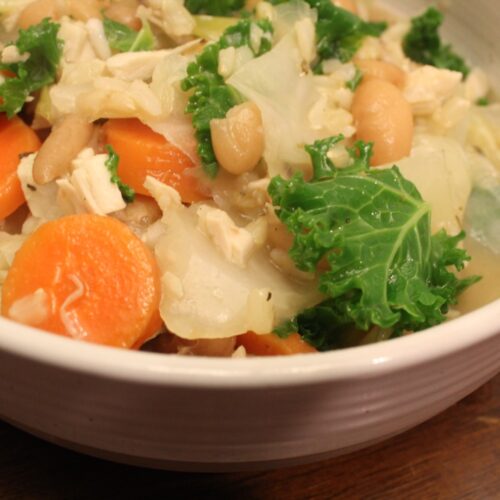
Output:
0,114,41,219
103,118,207,204
237,331,317,356
2,214,162,349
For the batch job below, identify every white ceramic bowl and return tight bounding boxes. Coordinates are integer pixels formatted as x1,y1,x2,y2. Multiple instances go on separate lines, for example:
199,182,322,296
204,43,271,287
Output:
0,0,499,472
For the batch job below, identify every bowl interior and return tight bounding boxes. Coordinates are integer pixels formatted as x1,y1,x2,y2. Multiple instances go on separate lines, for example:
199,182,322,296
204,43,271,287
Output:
0,0,499,385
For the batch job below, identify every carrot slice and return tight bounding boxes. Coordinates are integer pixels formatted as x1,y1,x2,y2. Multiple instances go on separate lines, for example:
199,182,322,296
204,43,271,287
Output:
2,214,162,349
0,114,41,219
237,332,317,356
103,118,207,203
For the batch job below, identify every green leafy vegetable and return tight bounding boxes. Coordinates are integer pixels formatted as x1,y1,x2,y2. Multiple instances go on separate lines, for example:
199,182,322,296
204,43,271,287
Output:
346,67,363,91
103,17,155,53
270,136,478,350
403,7,469,77
0,18,62,118
181,19,273,177
192,15,239,41
185,0,245,16
105,145,136,203
270,0,386,72
476,97,489,107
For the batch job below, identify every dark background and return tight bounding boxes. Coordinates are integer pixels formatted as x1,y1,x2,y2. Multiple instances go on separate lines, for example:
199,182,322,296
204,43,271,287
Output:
0,374,498,500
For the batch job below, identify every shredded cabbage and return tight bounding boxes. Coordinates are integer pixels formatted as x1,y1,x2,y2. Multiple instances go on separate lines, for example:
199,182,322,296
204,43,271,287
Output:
146,178,322,339
384,135,472,235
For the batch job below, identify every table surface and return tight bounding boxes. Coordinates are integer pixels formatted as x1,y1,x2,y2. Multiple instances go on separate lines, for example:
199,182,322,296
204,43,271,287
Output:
0,374,498,500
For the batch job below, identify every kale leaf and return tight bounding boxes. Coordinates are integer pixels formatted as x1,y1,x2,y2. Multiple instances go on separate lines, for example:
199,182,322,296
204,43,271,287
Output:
105,145,136,203
270,0,386,72
269,136,478,350
403,7,469,77
181,19,273,177
346,66,363,91
103,17,155,53
0,18,63,118
185,0,245,15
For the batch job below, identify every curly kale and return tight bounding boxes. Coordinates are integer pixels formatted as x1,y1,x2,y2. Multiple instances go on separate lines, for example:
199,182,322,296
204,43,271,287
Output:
105,145,135,203
185,0,245,16
270,136,479,350
0,18,63,117
403,7,469,77
181,19,273,177
270,0,386,72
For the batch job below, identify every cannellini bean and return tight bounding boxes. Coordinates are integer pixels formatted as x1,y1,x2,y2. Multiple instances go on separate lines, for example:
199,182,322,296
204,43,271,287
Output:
67,0,102,21
355,59,406,89
113,195,162,234
333,0,357,14
33,115,94,185
18,0,62,29
104,2,141,31
352,79,414,166
18,0,105,28
211,102,265,176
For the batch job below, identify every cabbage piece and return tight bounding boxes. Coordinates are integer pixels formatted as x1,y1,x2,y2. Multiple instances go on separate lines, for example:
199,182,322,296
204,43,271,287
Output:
146,51,200,164
0,232,25,270
228,34,320,177
192,15,238,41
17,154,67,221
467,104,500,170
145,114,200,166
76,78,162,122
382,135,472,236
107,39,201,82
49,59,106,120
464,151,500,254
138,0,195,40
106,50,172,81
271,0,317,41
465,186,500,254
0,232,26,295
58,17,98,64
50,37,200,123
146,178,322,339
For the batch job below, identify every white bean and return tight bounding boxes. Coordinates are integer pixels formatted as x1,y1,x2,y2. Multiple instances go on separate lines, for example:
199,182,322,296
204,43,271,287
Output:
33,115,94,185
351,79,414,166
355,59,406,89
18,0,61,29
211,102,265,176
104,1,141,30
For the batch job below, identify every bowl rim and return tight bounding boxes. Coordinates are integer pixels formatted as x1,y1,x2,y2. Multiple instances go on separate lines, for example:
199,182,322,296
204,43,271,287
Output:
0,299,498,389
